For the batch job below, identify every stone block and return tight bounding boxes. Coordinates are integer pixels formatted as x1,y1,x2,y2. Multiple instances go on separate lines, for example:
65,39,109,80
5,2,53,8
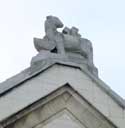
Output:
108,97,124,118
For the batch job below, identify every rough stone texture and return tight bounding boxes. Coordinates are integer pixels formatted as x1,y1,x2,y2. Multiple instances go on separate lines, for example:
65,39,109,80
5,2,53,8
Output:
41,113,86,128
0,16,125,128
0,60,98,96
0,65,125,128
33,15,97,75
4,87,115,128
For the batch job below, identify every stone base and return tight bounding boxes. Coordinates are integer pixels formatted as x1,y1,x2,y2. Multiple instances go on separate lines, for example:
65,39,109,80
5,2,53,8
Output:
31,51,98,76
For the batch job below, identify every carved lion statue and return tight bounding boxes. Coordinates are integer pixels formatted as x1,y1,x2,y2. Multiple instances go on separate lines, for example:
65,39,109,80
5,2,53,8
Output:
34,15,65,54
34,15,93,64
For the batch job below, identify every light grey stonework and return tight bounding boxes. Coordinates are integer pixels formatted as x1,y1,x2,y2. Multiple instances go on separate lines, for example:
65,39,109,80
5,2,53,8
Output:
0,85,117,128
0,64,125,128
0,16,125,128
32,15,97,75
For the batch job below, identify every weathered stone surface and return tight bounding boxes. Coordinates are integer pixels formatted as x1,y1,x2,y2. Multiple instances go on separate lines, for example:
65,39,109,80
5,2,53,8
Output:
33,15,97,75
0,15,125,128
0,65,125,128
3,86,116,128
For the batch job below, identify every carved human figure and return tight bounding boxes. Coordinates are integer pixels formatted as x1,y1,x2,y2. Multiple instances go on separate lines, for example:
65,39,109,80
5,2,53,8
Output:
62,26,93,65
62,27,70,35
70,27,81,37
71,27,93,64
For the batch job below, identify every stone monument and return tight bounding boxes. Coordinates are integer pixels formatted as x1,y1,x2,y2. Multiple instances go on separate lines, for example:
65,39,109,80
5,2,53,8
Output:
32,15,98,76
0,16,125,128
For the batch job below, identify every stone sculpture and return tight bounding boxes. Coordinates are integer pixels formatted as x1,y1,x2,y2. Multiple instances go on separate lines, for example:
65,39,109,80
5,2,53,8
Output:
62,26,93,65
32,15,98,75
34,16,65,55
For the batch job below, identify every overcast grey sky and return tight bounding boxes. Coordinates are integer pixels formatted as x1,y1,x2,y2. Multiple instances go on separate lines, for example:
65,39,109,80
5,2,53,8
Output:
0,0,125,98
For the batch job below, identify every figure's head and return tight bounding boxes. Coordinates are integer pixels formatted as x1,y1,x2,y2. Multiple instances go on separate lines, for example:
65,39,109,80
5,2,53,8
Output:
71,27,81,37
71,27,79,34
46,15,64,28
62,27,70,34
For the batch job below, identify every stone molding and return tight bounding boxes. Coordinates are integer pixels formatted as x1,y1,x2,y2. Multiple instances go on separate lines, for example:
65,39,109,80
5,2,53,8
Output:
2,85,116,128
